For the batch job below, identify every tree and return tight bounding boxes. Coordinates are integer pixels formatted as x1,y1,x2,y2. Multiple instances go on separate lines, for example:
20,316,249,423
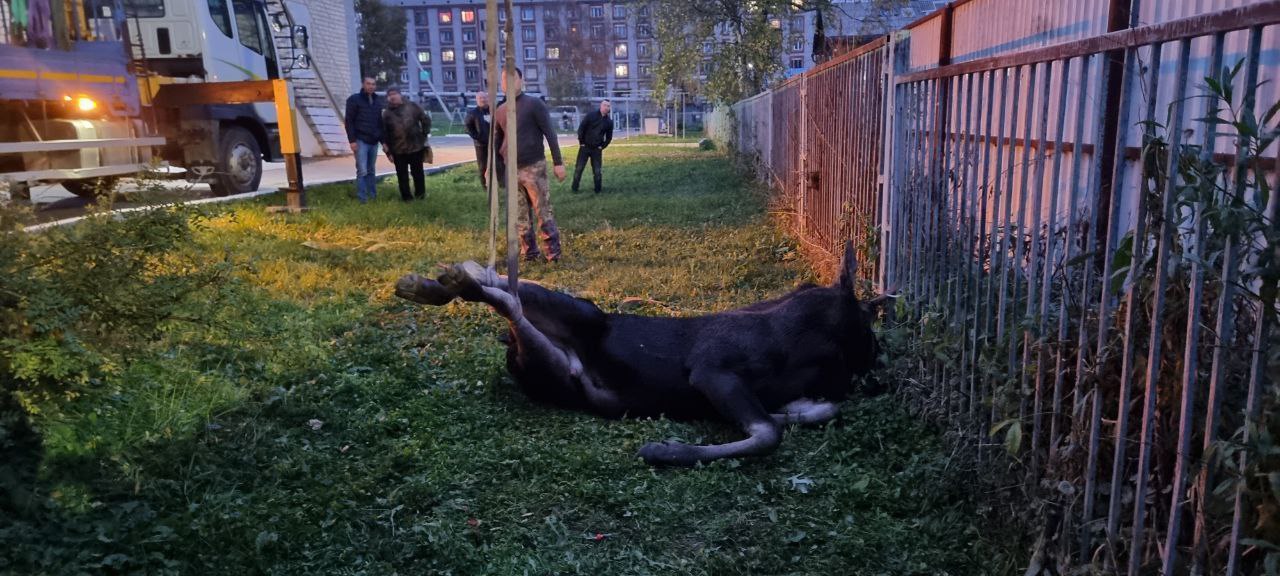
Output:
541,1,607,102
649,0,917,103
355,0,407,89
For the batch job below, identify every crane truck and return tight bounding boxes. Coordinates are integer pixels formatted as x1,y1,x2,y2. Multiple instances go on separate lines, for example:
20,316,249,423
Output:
0,0,309,199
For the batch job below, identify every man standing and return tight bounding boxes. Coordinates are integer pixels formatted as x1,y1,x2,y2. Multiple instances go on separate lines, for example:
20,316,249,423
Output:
464,91,492,188
381,88,431,201
572,100,614,194
494,68,567,263
345,77,385,203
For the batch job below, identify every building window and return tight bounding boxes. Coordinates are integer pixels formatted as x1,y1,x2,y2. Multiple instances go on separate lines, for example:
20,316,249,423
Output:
438,9,452,24
545,26,559,40
637,24,652,38
791,38,803,51
400,71,408,83
612,5,626,19
701,62,711,75
639,64,651,77
702,42,712,54
589,5,604,18
460,9,475,23
613,23,626,38
591,24,603,38
637,42,650,57
593,83,606,98
444,69,457,81
442,49,455,62
522,26,536,41
543,6,557,19
440,30,453,43
614,42,627,58
546,46,560,59
769,17,781,29
638,5,649,17
592,43,603,56
526,66,539,81
524,46,536,61
521,6,534,21
790,57,803,69
464,49,478,62
466,67,478,81
614,63,629,78
419,69,432,82
413,8,428,26
462,29,475,42
417,50,431,64
415,29,430,44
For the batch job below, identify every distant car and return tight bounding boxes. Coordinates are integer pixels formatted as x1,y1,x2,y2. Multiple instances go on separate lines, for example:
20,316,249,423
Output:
552,106,580,132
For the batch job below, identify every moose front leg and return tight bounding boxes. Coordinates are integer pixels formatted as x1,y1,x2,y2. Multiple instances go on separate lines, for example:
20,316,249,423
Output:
638,370,782,467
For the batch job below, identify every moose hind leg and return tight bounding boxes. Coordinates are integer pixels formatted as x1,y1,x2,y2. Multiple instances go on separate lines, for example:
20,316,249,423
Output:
771,398,839,426
638,370,781,467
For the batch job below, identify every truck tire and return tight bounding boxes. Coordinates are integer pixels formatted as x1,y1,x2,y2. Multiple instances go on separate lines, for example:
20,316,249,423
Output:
62,177,120,199
210,126,262,196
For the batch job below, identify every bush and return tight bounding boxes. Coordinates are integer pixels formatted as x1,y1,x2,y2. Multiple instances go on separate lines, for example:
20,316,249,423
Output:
698,138,716,151
0,204,231,513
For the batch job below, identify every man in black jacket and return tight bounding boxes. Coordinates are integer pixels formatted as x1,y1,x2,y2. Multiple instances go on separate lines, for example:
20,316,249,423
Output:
572,100,614,193
345,77,385,203
464,91,492,188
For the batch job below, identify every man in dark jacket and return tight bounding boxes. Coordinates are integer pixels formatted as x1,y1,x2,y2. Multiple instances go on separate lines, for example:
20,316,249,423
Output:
464,91,492,188
572,100,613,194
493,68,566,262
381,88,431,201
345,77,385,203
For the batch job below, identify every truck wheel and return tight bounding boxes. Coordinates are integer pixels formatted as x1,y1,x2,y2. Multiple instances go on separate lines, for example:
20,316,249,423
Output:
62,177,120,199
210,126,262,196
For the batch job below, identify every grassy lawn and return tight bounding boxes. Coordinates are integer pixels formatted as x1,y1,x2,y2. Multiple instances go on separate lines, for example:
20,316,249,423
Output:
4,146,1013,574
622,131,707,144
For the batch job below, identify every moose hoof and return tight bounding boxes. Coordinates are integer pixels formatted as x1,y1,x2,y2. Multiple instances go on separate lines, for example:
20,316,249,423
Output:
395,274,457,306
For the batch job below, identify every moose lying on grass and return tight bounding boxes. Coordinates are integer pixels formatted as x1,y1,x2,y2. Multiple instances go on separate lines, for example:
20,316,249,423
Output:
394,242,890,466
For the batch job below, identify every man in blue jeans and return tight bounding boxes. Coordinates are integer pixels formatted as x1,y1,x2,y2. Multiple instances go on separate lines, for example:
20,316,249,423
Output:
345,77,385,203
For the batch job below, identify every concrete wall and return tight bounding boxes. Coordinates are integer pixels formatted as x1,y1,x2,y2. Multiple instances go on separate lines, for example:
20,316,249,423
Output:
297,0,362,97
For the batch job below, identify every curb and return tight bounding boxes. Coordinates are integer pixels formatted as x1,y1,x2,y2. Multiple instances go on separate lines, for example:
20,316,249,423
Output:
23,160,470,232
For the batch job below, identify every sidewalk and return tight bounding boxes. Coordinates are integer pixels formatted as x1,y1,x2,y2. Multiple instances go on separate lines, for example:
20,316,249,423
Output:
23,130,622,226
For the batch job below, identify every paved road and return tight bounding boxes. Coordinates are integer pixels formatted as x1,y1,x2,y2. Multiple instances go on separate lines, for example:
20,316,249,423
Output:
24,134,488,224
23,129,649,225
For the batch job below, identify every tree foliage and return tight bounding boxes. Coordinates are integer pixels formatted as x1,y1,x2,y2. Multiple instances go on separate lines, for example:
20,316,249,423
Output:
649,0,921,103
647,0,831,104
356,0,407,89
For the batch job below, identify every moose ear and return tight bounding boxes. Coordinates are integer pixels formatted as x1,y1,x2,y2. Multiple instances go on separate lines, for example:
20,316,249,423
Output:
838,240,858,294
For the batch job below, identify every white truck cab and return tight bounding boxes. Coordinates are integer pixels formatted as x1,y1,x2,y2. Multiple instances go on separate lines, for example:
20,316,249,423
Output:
127,0,289,194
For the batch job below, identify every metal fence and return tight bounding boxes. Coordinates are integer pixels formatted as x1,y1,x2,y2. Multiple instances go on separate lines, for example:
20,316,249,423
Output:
717,1,1280,573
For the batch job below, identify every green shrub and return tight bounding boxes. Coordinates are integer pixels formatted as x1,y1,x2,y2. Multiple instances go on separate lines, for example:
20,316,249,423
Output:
0,205,231,512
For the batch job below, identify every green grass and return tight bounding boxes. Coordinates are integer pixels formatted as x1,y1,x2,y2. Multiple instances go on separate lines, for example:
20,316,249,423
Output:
622,131,707,144
3,146,1015,574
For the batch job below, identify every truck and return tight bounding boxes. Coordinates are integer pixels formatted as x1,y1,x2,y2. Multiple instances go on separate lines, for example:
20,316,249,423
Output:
0,0,309,199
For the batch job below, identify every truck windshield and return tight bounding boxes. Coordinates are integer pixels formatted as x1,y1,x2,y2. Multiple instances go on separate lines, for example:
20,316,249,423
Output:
124,0,165,18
